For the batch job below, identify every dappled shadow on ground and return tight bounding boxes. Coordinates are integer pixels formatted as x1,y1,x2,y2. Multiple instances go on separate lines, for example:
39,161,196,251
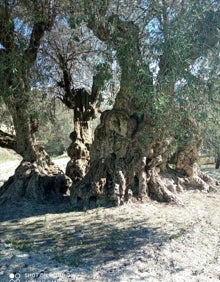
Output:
0,196,172,275
1,174,220,281
52,221,169,268
0,197,72,222
0,209,171,272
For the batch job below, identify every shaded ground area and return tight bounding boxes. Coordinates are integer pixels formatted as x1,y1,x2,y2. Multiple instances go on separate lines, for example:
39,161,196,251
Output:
0,191,220,281
0,156,220,281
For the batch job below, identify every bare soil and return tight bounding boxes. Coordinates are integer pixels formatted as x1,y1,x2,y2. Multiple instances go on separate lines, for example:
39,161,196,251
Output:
0,160,220,282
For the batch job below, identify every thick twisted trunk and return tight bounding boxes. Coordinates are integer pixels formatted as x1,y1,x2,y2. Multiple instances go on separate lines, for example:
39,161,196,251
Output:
70,106,184,208
70,108,142,207
69,12,219,209
172,123,218,192
69,15,177,208
0,2,71,205
70,108,218,209
66,121,91,184
0,105,70,205
12,105,37,162
58,60,109,183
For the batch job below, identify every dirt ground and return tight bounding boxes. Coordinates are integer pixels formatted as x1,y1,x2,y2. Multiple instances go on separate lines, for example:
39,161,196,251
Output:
0,159,220,282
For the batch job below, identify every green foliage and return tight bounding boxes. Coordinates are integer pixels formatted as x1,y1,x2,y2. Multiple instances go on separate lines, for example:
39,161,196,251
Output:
68,15,85,29
36,99,73,156
0,0,219,162
78,0,220,156
93,63,112,90
0,98,13,132
0,91,73,157
67,257,84,267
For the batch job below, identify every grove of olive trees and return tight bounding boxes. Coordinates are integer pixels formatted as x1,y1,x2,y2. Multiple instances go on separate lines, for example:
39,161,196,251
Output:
0,0,219,208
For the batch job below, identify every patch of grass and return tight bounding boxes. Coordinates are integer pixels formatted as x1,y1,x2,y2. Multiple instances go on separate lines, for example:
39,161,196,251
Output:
6,239,34,251
55,253,85,267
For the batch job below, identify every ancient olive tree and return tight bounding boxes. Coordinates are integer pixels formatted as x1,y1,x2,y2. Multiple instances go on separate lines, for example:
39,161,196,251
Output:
44,23,112,184
0,1,70,204
69,0,219,208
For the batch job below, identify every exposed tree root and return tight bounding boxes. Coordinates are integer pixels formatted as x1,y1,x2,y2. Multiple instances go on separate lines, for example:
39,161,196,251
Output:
147,168,184,205
70,159,220,209
69,111,219,209
0,159,71,206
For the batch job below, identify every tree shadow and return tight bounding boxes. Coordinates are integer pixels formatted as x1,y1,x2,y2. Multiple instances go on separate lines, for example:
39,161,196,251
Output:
0,196,72,222
0,206,174,279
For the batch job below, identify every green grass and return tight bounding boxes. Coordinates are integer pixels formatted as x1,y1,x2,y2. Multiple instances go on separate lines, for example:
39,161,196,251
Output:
6,239,34,251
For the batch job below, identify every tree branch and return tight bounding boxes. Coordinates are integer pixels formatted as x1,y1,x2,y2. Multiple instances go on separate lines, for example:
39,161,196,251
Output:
24,1,56,64
0,3,15,50
0,130,17,152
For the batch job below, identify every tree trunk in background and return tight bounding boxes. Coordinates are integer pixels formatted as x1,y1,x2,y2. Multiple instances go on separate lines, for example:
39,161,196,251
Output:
216,158,220,169
0,2,71,205
0,98,70,205
58,61,110,184
66,120,92,184
171,118,218,191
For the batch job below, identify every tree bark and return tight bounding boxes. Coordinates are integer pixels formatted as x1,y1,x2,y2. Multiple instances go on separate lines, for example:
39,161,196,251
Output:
66,121,92,184
0,130,16,151
69,16,162,208
0,2,71,205
69,13,219,209
0,97,71,205
170,118,218,192
216,157,220,169
65,88,95,183
57,57,110,183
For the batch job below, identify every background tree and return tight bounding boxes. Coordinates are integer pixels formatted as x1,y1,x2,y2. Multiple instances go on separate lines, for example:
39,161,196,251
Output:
0,0,70,204
69,0,220,208
37,100,73,157
42,21,114,183
200,45,220,169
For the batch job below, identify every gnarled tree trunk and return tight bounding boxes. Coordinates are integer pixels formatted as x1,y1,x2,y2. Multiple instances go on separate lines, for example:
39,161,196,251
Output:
66,120,92,184
57,58,110,184
0,2,71,205
64,88,95,183
69,15,180,208
171,118,218,192
69,13,218,209
0,99,70,205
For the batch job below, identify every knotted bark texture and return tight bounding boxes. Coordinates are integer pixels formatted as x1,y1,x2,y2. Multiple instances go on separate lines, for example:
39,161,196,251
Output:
0,145,71,205
69,12,219,208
